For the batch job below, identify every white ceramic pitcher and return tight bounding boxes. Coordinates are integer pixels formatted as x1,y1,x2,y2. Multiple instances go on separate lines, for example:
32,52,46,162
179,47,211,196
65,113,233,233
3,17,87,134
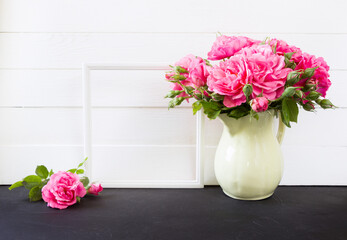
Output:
214,110,285,200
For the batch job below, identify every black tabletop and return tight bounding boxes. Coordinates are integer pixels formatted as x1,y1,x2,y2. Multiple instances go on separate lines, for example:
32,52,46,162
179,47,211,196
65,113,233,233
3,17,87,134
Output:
1,186,347,240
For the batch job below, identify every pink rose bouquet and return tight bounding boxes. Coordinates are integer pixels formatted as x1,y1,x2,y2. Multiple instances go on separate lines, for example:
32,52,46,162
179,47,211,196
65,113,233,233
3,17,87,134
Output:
9,157,103,209
165,35,335,127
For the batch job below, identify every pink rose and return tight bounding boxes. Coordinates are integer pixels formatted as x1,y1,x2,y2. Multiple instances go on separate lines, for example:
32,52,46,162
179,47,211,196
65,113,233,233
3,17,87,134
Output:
166,54,210,88
207,45,292,108
251,97,269,112
207,54,251,107
166,54,211,101
88,184,103,196
268,39,302,63
208,35,260,61
240,45,292,100
42,171,86,210
175,54,211,87
294,52,331,97
268,39,331,99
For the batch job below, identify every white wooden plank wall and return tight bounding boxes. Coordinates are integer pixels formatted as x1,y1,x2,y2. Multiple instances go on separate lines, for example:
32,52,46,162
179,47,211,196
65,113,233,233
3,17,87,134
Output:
0,0,346,185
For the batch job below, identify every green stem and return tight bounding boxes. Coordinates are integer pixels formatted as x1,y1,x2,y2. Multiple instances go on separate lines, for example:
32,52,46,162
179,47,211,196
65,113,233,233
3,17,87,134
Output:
177,82,201,100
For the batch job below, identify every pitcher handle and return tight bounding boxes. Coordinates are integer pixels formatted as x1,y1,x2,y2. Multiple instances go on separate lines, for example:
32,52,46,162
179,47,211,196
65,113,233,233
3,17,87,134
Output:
276,114,286,145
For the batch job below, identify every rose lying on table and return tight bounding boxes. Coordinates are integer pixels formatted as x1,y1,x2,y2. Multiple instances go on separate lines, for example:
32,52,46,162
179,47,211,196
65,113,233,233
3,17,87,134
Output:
9,158,103,210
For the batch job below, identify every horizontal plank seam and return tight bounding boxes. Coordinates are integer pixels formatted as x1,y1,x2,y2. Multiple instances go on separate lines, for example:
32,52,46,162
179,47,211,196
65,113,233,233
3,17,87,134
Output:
1,32,347,35
0,106,344,109
0,68,346,71
204,145,347,148
0,144,345,148
0,106,193,109
0,144,197,148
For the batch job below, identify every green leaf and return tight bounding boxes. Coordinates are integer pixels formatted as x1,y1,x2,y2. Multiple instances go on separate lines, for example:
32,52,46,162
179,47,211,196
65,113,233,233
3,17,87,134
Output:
168,99,175,109
172,74,186,81
194,93,203,100
227,105,250,119
306,91,321,101
35,165,49,179
301,67,318,79
260,37,270,45
29,186,42,202
67,168,77,173
281,98,299,127
23,175,42,183
192,101,202,115
278,87,297,100
201,101,221,110
184,86,194,95
175,97,185,106
165,90,183,98
22,181,40,190
287,101,299,123
204,59,212,67
76,169,84,174
201,101,222,120
9,181,23,190
280,110,290,128
206,109,221,119
42,179,49,187
284,52,295,60
174,66,189,74
284,58,296,70
242,84,253,98
49,169,54,177
211,93,224,101
78,157,88,169
22,175,42,190
168,97,185,109
286,71,301,86
80,177,89,188
272,41,277,54
250,109,260,120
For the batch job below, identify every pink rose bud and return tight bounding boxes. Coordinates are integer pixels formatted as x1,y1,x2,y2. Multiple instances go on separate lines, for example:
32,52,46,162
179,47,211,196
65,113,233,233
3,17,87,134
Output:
41,171,86,210
88,184,103,196
251,97,269,112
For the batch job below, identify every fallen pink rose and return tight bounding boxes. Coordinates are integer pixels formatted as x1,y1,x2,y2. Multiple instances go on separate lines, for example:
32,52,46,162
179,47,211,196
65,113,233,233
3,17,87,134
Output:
42,171,86,210
88,184,103,196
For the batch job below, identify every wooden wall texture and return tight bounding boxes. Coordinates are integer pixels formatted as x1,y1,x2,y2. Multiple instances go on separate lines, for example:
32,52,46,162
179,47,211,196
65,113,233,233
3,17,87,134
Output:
0,0,346,185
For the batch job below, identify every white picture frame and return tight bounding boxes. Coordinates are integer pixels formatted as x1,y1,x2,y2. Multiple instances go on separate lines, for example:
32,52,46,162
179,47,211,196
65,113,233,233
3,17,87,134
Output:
82,63,204,188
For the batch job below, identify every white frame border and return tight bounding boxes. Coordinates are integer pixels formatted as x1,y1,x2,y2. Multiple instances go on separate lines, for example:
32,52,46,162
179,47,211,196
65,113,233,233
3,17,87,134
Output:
82,63,204,188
